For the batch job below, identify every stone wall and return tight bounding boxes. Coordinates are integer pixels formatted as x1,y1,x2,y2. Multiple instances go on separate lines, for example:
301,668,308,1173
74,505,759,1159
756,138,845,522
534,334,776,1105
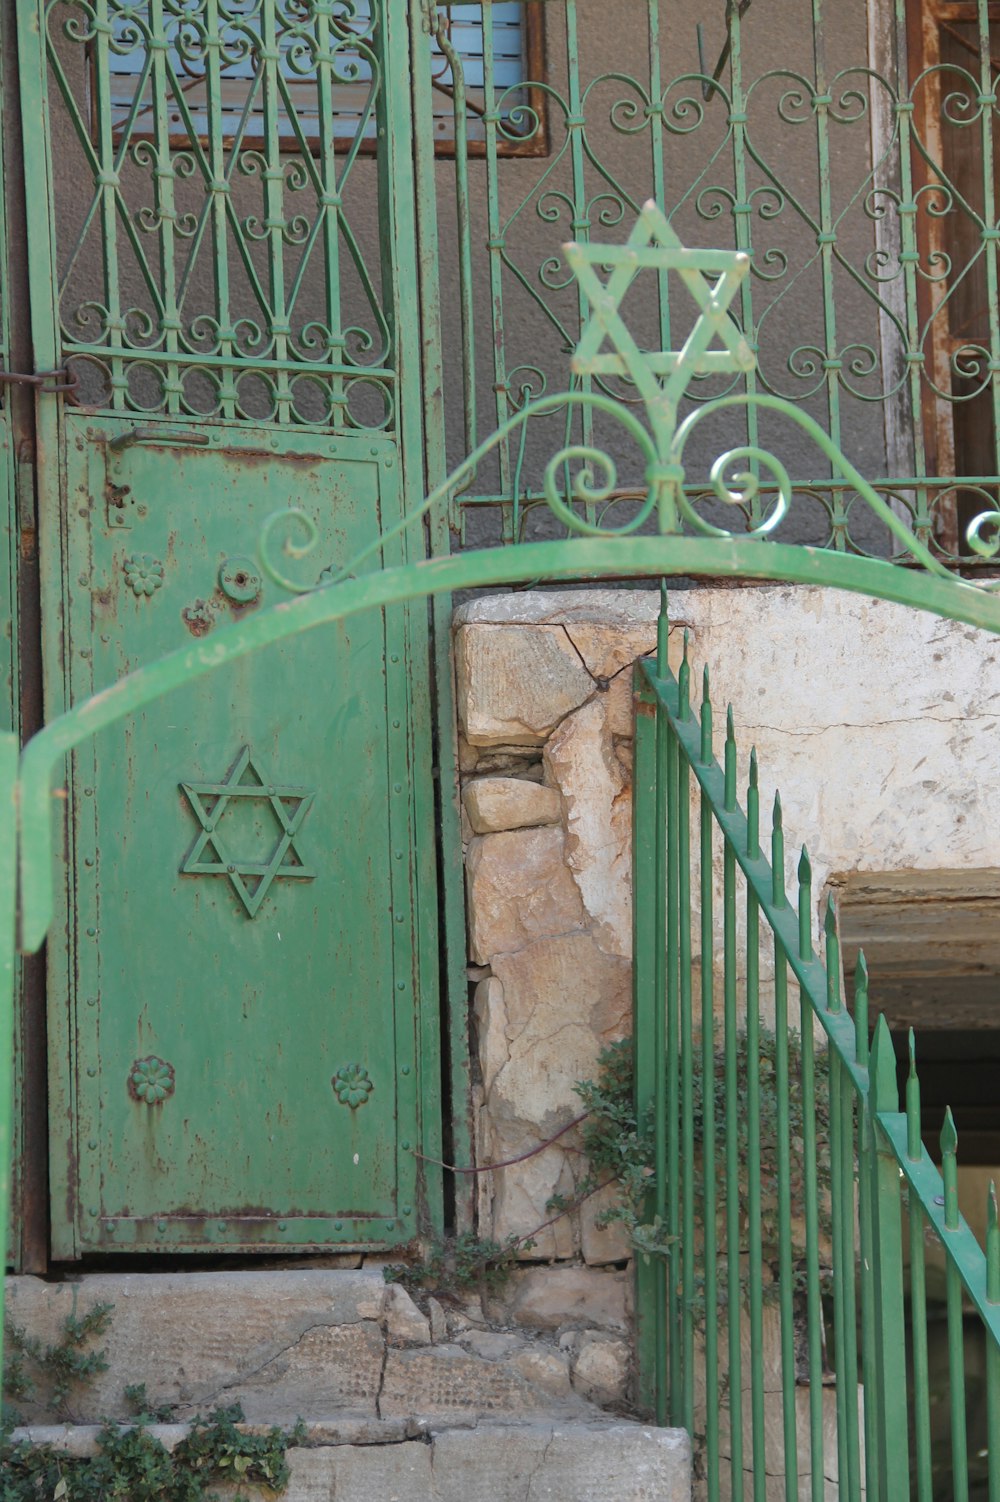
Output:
456,584,1000,1267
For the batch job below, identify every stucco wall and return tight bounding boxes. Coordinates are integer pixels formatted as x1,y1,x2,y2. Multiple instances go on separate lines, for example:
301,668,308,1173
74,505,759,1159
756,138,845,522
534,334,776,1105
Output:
456,584,1000,1253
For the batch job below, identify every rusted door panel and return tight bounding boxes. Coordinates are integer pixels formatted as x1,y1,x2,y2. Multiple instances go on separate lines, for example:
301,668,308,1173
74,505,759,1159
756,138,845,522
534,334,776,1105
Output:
49,414,420,1255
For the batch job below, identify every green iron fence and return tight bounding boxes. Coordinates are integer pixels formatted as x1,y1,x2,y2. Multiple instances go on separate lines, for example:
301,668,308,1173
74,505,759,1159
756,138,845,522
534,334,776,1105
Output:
433,0,1000,562
633,600,1000,1502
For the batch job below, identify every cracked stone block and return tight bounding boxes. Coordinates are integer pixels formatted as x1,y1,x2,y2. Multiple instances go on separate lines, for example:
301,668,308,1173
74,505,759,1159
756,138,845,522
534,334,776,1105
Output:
545,697,632,958
455,623,595,746
463,776,562,834
430,1422,691,1502
560,622,660,682
580,1182,632,1266
508,1345,573,1400
492,1266,629,1334
570,1332,631,1406
385,1284,431,1346
4,1271,386,1424
282,1439,433,1501
478,933,629,1253
465,826,587,964
379,1344,564,1422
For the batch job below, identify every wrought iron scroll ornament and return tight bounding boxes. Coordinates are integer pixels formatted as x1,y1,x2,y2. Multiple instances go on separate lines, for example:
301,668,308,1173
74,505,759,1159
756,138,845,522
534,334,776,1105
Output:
258,202,1000,594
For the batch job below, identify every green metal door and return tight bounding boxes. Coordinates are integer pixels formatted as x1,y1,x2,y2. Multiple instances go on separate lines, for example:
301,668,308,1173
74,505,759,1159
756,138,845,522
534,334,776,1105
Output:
15,0,441,1257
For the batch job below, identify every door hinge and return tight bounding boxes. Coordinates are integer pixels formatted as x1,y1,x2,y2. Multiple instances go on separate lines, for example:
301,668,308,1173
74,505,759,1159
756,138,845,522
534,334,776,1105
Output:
15,443,37,554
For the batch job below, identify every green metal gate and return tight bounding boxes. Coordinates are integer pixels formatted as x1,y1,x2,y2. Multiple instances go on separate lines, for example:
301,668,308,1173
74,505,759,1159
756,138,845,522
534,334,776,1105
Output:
7,0,442,1257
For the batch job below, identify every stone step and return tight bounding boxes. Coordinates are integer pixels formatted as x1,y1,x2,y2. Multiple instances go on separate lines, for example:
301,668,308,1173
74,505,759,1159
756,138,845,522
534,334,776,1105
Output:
4,1267,629,1427
8,1419,691,1502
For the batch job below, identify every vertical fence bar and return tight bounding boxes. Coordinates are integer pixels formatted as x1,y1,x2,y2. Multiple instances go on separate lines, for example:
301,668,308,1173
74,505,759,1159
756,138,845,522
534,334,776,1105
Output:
653,606,670,1424
701,669,721,1502
827,904,861,1502
870,1018,911,1502
774,886,798,1502
987,1183,1000,1502
678,641,695,1434
633,663,660,1414
666,683,682,1419
797,953,826,1502
854,953,883,1502
744,749,767,1500
0,732,18,1375
723,707,744,1501
942,1107,970,1502
906,1035,933,1502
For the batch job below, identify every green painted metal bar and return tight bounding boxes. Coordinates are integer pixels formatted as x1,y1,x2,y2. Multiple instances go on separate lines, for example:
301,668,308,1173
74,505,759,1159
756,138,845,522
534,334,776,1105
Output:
653,601,670,1424
0,732,18,1363
942,1108,970,1502
700,667,721,1502
13,525,1000,960
906,1035,933,1502
773,881,797,1502
665,646,682,1419
868,1019,911,1502
632,666,660,1415
744,746,767,1502
797,968,826,1502
827,903,861,1502
987,1183,1000,1502
854,954,882,1502
677,638,695,1437
723,705,744,1502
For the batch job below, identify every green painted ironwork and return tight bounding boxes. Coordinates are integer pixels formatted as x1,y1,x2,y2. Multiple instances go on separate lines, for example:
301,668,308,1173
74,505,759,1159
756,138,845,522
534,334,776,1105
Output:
429,0,1000,563
3,199,1000,1479
634,627,1000,1500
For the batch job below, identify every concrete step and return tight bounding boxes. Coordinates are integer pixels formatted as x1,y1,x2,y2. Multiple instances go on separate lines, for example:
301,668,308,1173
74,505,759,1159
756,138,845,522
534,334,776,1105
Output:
8,1419,692,1501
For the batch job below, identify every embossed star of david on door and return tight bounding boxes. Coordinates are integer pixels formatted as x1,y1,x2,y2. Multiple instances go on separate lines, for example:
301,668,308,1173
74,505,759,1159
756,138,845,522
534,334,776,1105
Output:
180,746,316,917
564,199,756,424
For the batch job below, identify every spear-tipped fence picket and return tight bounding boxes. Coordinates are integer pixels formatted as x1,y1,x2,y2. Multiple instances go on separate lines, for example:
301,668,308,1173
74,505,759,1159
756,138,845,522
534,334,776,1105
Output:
633,590,1000,1502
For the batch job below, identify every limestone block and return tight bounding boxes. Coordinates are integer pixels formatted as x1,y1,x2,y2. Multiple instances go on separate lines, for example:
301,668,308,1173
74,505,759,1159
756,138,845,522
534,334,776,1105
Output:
473,975,507,1100
10,1420,692,1502
606,672,637,737
545,698,632,958
427,1297,448,1343
493,1266,629,1333
463,775,561,834
454,623,594,746
453,590,662,632
465,826,587,964
379,1343,555,1421
571,1331,631,1405
487,933,630,1122
478,933,629,1252
562,622,659,682
484,1138,577,1260
580,1182,632,1265
431,1421,691,1502
3,1271,386,1424
385,1283,431,1345
284,1440,433,1501
509,1345,574,1399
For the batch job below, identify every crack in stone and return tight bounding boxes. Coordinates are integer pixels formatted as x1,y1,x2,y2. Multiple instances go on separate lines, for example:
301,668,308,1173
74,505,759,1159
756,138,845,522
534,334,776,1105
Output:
559,624,600,685
730,709,1000,738
374,1325,390,1421
176,1317,382,1415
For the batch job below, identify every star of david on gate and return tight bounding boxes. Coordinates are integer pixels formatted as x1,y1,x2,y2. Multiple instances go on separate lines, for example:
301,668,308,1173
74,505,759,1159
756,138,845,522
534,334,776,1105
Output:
564,199,756,426
180,746,316,917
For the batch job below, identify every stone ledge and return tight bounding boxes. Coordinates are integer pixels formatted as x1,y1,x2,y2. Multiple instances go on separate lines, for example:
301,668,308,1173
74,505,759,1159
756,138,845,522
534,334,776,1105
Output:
7,1420,692,1502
